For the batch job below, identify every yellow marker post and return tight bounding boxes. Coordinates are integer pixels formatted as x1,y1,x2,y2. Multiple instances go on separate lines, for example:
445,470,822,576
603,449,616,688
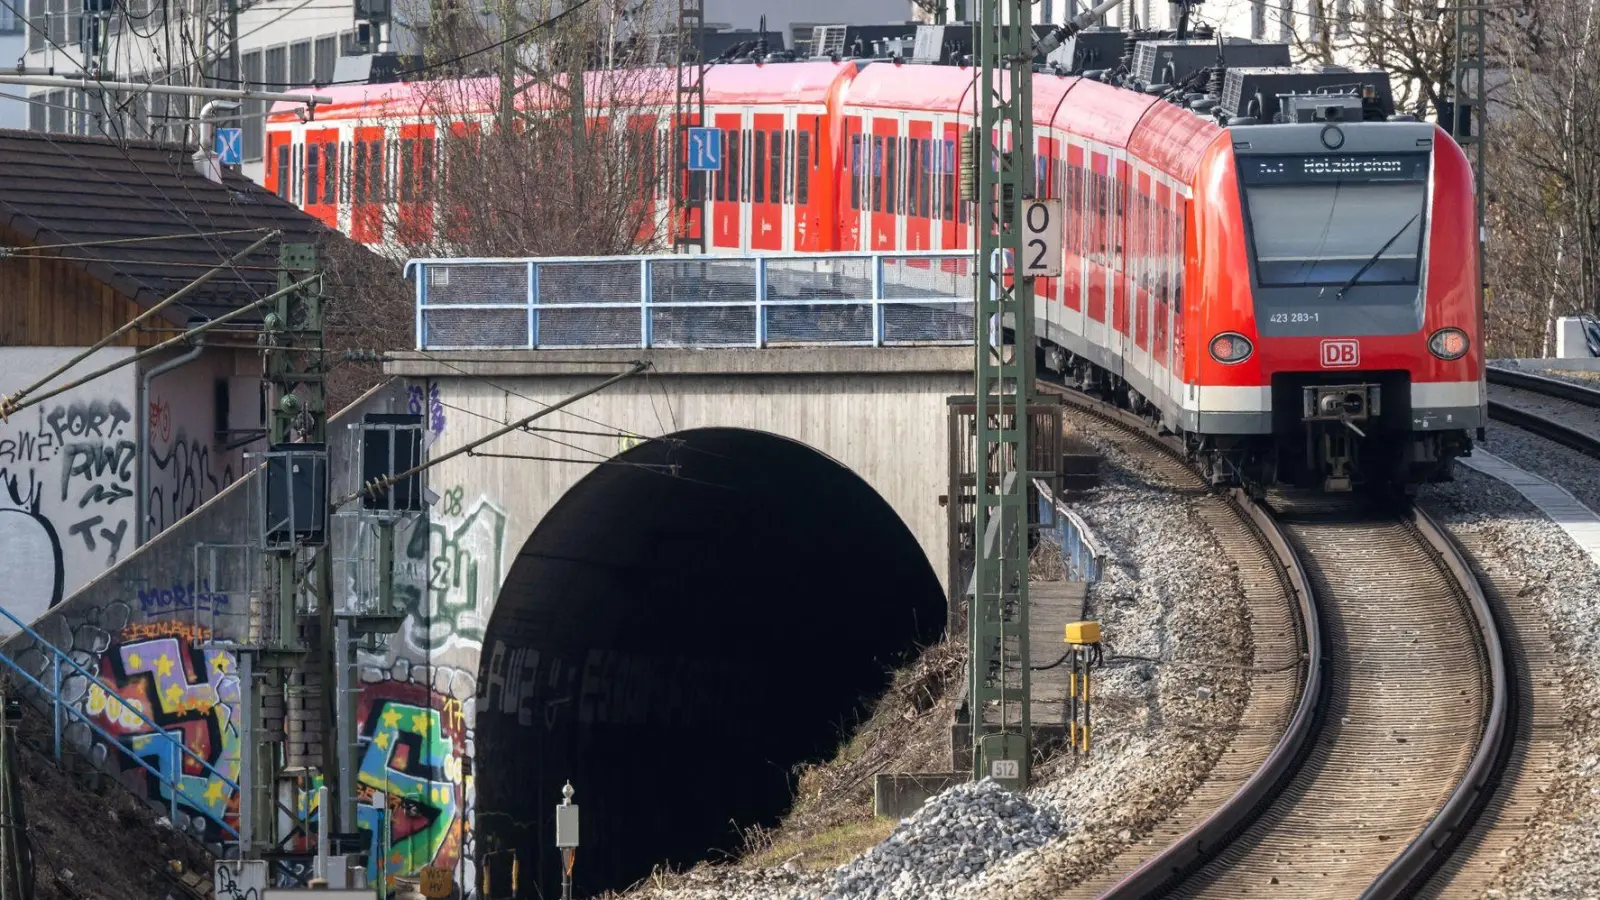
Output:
1064,620,1101,755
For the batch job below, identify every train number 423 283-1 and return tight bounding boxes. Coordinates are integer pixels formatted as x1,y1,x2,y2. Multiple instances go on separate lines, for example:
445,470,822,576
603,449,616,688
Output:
1269,312,1320,324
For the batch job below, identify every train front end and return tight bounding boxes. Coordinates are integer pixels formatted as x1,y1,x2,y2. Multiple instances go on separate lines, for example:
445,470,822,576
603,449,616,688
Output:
1191,84,1483,493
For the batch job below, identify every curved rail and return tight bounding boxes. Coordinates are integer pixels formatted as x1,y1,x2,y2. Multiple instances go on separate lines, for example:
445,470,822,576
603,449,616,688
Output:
1486,366,1600,458
1359,505,1514,898
1044,379,1512,899
1040,384,1324,899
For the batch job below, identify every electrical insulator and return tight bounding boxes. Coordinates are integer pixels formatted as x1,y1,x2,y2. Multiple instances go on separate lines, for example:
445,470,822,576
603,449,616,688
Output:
959,129,980,203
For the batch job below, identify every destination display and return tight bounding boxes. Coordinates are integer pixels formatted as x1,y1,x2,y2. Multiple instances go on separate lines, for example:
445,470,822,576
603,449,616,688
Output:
1238,153,1430,184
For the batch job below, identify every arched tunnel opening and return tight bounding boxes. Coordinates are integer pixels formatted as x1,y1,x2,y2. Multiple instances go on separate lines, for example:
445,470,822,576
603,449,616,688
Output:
474,427,946,898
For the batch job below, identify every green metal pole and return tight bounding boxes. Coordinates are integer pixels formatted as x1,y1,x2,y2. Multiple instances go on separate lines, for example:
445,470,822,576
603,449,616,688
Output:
969,0,1034,792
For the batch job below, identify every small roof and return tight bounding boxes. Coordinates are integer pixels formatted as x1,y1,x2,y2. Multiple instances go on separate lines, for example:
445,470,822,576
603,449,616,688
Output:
0,129,339,327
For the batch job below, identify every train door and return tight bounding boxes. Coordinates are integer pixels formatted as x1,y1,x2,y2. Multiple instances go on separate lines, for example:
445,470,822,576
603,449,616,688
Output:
904,119,932,251
1112,155,1130,368
870,115,899,251
711,110,745,251
1134,168,1151,359
396,123,436,245
794,112,821,252
350,125,384,244
1064,142,1084,315
940,123,961,250
303,126,338,229
751,111,783,251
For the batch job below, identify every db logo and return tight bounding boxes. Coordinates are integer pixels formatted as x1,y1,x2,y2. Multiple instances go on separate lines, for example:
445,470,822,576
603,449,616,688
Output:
1321,339,1360,368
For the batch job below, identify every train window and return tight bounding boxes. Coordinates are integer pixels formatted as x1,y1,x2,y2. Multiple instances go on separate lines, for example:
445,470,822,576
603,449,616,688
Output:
812,119,820,168
850,134,861,211
797,133,810,205
920,139,932,219
306,144,321,205
715,130,727,201
872,136,883,213
784,130,795,204
769,129,783,206
934,137,947,220
1036,154,1047,199
1174,202,1185,317
399,138,415,202
275,144,289,200
353,142,367,203
420,137,435,200
292,144,303,205
753,130,766,203
906,139,918,218
885,136,898,216
728,129,740,204
321,142,336,205
370,140,385,203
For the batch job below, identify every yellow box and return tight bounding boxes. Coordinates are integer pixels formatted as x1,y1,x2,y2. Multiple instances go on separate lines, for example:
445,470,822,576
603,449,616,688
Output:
1064,620,1102,645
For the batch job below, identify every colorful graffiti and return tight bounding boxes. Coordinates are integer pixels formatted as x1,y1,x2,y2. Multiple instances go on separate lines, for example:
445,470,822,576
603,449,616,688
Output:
286,681,472,889
85,620,241,838
397,491,506,654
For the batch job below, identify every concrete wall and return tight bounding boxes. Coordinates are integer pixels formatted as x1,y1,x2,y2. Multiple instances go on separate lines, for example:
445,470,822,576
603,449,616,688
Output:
0,346,265,632
385,348,967,683
0,347,140,620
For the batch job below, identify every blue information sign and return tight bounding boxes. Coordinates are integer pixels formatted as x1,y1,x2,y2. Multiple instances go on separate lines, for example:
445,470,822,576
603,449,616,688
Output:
215,127,243,166
686,127,722,171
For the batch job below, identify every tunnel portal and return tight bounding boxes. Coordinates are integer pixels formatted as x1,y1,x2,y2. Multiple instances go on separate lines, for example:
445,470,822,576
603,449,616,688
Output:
473,427,946,897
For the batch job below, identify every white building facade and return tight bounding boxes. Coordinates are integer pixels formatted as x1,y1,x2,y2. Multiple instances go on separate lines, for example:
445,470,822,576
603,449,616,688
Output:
0,3,25,129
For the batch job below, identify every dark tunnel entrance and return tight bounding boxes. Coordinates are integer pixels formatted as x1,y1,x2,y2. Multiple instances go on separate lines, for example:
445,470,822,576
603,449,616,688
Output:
474,428,946,898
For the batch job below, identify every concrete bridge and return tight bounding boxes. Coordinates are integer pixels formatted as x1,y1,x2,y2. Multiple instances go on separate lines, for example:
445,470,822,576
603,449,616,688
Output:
7,250,997,898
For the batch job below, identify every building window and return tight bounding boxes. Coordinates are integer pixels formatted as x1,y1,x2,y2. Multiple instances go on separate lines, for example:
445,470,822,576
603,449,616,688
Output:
1252,0,1265,37
265,45,287,92
314,35,336,85
27,0,42,49
1280,0,1293,40
0,0,20,33
27,93,43,130
242,51,263,161
290,39,311,87
46,89,64,132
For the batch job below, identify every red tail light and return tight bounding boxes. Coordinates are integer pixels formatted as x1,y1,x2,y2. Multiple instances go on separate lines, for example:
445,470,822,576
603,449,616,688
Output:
1210,332,1253,364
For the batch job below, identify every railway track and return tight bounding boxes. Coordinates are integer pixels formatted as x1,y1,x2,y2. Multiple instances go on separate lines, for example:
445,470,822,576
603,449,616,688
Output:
1486,366,1600,456
1040,381,1513,899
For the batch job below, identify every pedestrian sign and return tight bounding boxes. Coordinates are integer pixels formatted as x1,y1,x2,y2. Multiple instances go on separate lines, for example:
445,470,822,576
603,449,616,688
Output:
215,127,243,166
686,127,721,171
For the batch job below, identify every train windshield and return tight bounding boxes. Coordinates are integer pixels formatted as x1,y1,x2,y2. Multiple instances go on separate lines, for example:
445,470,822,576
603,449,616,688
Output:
1239,153,1430,288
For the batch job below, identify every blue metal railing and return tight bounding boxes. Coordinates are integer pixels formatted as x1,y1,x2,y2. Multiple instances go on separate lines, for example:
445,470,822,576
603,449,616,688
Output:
405,251,979,351
1034,478,1104,582
0,603,242,843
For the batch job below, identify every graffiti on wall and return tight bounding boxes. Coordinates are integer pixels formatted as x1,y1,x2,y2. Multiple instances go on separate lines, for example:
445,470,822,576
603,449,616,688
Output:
84,620,241,839
396,489,506,654
147,430,236,536
136,579,231,616
0,397,137,610
407,381,447,449
285,680,473,890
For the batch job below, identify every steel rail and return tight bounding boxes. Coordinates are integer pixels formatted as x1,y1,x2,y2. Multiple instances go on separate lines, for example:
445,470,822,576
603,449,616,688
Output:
1485,366,1600,459
1038,382,1323,899
1041,377,1510,899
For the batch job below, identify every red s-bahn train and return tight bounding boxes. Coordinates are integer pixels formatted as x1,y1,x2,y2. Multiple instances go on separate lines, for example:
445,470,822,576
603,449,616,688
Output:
266,37,1484,492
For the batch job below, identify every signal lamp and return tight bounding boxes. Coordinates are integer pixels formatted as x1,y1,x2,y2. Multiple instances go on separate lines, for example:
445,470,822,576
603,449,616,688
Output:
1209,332,1253,364
1428,327,1470,360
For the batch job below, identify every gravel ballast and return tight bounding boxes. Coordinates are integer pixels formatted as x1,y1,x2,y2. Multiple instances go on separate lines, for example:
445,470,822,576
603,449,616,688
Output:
630,421,1255,899
1421,455,1600,898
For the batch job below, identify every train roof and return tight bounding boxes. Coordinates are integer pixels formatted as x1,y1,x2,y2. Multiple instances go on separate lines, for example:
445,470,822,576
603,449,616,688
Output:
268,58,1223,181
268,60,858,123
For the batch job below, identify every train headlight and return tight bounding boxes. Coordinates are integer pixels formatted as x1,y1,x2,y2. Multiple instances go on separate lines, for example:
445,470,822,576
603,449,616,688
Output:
1428,327,1470,361
1209,332,1254,365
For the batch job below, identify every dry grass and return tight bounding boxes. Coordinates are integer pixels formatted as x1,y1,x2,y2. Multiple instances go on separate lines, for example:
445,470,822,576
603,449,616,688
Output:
1030,536,1068,581
733,640,966,872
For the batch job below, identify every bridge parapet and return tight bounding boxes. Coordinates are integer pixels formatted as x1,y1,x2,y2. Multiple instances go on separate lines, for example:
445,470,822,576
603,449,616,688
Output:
405,251,978,351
